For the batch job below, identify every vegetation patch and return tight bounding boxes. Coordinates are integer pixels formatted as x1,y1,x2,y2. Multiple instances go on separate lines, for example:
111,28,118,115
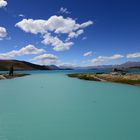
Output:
67,73,140,86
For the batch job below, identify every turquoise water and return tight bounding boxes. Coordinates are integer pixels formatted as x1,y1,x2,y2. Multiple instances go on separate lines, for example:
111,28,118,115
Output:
0,70,140,140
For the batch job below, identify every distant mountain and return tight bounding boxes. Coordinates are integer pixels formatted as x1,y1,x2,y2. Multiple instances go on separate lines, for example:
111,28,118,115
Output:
74,61,140,70
119,61,140,68
47,65,61,70
59,66,73,70
0,60,139,71
0,60,60,71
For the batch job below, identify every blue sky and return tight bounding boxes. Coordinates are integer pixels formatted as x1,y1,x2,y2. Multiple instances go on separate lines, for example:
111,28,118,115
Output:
0,0,140,66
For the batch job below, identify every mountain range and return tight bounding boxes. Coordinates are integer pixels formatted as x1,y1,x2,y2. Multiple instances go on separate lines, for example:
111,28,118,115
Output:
75,61,140,70
0,60,140,71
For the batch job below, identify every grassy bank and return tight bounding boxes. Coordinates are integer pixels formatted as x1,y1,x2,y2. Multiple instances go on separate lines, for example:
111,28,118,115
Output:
67,73,140,86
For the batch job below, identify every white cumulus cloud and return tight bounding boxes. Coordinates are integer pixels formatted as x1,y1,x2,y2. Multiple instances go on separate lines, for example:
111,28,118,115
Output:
0,26,7,40
67,29,84,40
0,0,7,8
126,52,140,58
15,16,93,35
83,51,93,57
15,15,93,51
0,44,45,59
42,33,74,51
32,54,58,65
91,54,124,65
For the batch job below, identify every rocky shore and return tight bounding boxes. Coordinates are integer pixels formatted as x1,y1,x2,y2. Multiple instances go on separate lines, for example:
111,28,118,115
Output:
0,73,30,80
67,72,140,86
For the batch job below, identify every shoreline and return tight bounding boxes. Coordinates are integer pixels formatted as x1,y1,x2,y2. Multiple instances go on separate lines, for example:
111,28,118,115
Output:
0,73,30,80
67,73,140,86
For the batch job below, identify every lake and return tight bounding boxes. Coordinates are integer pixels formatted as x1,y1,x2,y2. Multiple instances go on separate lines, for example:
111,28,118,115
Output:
0,70,140,140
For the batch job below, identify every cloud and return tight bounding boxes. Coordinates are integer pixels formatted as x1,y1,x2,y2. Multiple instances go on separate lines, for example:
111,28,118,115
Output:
59,7,71,14
0,0,7,8
0,44,45,59
18,14,25,18
32,54,58,65
91,54,124,65
83,51,92,57
15,15,93,51
126,52,140,58
15,16,93,35
42,33,74,51
82,37,87,40
0,26,7,40
67,29,84,40
15,19,48,34
79,21,93,28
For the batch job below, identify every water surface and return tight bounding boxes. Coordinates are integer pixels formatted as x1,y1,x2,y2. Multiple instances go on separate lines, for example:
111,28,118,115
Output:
0,70,140,140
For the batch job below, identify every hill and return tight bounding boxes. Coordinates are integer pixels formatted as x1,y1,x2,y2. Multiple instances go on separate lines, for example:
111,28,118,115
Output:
0,60,60,71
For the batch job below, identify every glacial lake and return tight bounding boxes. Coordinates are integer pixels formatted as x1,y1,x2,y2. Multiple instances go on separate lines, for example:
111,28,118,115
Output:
0,70,140,140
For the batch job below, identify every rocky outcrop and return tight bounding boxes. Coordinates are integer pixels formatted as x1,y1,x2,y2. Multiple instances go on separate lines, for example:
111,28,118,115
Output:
0,73,30,80
0,75,6,80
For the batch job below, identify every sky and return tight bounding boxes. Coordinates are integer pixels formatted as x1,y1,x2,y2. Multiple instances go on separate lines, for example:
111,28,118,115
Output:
0,0,140,67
